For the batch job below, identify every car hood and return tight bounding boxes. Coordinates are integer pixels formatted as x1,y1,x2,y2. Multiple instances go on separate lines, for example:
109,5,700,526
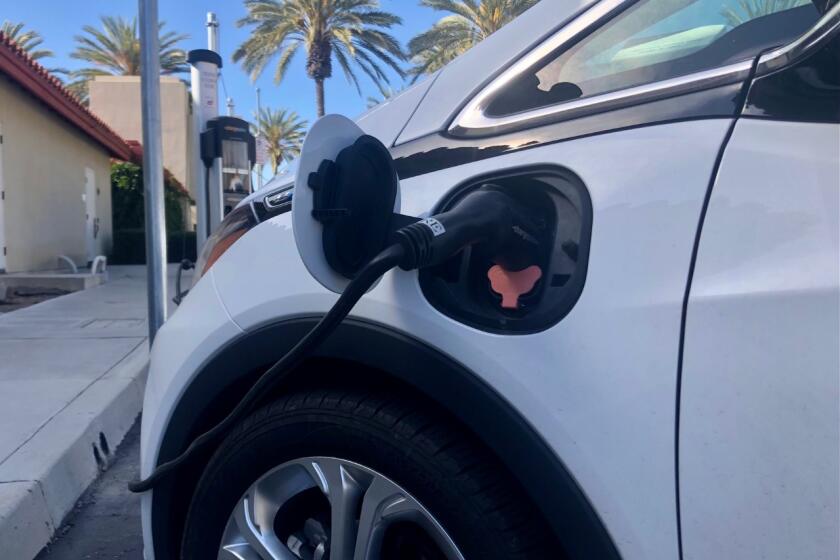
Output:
352,73,439,146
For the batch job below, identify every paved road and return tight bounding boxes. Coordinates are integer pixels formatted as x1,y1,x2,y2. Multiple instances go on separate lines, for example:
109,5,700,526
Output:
36,421,143,559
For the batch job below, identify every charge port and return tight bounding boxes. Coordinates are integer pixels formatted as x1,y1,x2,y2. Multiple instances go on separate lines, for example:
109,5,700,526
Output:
419,167,591,334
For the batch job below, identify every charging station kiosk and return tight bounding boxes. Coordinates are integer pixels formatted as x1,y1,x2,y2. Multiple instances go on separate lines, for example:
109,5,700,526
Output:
200,116,256,221
189,42,256,249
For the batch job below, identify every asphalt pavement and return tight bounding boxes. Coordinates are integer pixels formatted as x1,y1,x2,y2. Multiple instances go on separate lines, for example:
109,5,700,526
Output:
35,420,143,559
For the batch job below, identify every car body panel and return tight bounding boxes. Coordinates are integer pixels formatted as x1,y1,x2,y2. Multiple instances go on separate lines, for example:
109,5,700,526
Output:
680,119,840,559
204,119,733,559
139,272,243,559
355,74,439,147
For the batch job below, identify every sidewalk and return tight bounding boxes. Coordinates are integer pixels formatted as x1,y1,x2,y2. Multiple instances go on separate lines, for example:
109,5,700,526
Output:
0,265,185,559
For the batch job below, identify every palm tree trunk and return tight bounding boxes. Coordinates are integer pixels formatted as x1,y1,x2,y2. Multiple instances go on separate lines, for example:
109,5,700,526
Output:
315,78,325,118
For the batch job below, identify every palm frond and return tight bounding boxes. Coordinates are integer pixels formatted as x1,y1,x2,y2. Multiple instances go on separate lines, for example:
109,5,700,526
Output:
71,16,189,80
410,0,538,76
333,43,364,93
1,20,55,60
273,43,301,84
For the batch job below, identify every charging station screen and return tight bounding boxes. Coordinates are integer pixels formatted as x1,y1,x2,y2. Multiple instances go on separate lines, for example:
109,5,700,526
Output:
222,139,252,194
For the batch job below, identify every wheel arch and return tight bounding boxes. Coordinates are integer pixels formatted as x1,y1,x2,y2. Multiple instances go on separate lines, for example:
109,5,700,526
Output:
150,317,619,559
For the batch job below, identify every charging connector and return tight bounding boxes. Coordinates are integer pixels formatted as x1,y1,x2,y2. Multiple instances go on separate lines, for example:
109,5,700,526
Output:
396,185,541,272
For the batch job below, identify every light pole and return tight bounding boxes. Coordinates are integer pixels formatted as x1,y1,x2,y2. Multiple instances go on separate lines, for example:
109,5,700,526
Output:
138,0,167,342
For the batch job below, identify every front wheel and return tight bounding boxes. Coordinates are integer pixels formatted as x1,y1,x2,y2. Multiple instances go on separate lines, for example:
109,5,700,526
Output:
181,388,559,559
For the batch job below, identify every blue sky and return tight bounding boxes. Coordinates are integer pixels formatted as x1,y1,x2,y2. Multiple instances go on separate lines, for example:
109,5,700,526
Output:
4,0,441,126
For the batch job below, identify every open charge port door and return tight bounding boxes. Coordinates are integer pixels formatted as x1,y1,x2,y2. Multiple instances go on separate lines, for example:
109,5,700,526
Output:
419,167,592,334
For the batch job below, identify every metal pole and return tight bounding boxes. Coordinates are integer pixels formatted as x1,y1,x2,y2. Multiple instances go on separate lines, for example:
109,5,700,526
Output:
255,87,263,190
139,0,167,342
189,13,222,253
207,12,219,52
227,97,235,116
205,11,224,232
189,66,207,252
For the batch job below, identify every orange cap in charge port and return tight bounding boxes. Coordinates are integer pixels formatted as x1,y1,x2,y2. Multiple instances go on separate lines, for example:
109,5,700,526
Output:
488,265,543,309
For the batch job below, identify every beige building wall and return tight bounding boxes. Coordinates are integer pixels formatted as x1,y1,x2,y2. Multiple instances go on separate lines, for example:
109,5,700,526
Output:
89,76,194,199
0,75,113,273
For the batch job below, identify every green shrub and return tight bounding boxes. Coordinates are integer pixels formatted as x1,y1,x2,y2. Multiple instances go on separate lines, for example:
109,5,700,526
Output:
110,229,197,265
111,162,195,264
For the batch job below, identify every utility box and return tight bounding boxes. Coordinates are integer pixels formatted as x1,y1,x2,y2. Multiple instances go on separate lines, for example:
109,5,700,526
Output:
200,116,256,216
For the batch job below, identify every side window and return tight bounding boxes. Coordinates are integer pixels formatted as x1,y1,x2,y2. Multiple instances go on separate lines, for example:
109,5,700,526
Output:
488,0,822,116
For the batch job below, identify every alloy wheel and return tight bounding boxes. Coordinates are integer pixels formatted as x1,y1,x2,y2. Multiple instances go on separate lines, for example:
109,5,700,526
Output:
217,456,466,560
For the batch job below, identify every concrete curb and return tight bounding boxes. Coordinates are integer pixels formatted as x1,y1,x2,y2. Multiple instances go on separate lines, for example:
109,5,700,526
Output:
0,342,148,559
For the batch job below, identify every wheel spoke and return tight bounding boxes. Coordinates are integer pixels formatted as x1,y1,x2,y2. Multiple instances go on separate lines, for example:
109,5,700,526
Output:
219,542,264,560
230,494,297,560
303,459,365,560
353,476,410,560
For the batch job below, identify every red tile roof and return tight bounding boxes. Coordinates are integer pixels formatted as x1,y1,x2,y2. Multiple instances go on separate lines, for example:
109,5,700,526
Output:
0,31,133,160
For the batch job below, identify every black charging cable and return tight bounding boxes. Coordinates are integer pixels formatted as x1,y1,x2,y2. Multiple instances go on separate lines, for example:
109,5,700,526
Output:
129,186,540,493
129,243,405,493
172,260,194,306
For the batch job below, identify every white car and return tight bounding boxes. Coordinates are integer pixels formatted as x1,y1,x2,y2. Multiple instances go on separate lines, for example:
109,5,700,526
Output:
138,1,840,559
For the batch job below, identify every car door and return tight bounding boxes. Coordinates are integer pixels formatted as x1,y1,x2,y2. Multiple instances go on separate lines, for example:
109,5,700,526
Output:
679,6,840,560
388,2,827,558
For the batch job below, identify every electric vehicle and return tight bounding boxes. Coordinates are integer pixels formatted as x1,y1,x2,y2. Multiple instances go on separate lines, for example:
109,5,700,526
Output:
138,1,840,559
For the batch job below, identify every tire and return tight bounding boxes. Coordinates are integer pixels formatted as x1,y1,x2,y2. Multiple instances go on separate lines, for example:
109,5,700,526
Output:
182,388,560,560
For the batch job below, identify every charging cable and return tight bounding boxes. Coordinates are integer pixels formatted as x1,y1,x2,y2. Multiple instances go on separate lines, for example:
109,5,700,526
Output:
130,186,539,493
129,244,404,492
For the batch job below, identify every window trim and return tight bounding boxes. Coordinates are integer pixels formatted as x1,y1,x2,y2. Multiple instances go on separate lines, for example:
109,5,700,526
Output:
447,0,806,138
755,1,840,76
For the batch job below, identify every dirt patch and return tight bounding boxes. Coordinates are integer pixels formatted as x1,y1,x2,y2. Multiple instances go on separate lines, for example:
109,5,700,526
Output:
0,286,71,313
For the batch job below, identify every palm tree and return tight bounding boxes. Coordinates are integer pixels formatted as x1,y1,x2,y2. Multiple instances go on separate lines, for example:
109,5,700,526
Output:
1,21,54,61
409,0,539,79
68,16,188,102
234,0,406,117
721,0,807,26
254,107,308,175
